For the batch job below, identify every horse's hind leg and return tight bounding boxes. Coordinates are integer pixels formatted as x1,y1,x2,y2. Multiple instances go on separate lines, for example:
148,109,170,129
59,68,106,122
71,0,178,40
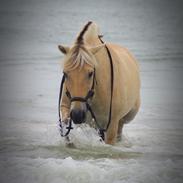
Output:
117,119,124,141
123,97,140,123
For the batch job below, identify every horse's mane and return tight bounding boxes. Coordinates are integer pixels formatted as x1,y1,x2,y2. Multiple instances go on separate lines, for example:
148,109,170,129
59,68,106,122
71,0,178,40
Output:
64,21,99,71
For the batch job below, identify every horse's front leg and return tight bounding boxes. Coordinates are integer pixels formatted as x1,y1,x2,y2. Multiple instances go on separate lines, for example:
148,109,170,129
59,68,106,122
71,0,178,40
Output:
60,88,74,146
60,106,71,143
60,85,71,125
60,107,75,148
105,118,119,145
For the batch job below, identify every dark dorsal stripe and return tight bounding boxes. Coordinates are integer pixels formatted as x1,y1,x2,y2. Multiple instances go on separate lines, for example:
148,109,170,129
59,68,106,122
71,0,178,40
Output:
77,21,92,44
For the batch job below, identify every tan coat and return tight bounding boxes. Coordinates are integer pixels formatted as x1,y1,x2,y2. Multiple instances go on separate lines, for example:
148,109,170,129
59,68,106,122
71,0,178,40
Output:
59,22,140,144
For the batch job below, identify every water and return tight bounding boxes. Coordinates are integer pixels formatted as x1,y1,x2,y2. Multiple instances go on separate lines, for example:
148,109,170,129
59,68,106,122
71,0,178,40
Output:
0,0,183,182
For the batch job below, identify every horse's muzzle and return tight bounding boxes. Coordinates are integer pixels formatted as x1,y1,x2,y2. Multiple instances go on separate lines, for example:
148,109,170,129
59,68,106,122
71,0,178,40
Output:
70,109,86,124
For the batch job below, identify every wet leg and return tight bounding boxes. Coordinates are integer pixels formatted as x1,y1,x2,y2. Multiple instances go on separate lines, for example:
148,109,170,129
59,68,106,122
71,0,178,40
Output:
105,118,119,145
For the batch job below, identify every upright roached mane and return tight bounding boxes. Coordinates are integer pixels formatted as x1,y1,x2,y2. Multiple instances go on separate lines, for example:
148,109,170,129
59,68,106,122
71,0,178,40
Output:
64,21,96,71
76,21,92,44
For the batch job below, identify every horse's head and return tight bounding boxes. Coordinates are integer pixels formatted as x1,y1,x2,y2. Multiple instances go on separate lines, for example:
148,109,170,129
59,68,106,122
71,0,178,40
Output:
58,43,104,124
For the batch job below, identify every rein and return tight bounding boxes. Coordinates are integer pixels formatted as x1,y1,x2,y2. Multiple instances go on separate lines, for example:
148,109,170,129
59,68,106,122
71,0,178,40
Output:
58,36,114,141
58,74,73,137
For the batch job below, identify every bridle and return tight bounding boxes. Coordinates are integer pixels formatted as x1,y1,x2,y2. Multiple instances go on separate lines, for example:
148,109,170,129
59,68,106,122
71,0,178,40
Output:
58,36,114,141
65,68,96,103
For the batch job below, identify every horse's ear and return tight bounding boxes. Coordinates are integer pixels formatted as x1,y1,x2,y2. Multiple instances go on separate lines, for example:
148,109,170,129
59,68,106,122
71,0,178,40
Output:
89,44,105,55
58,45,70,54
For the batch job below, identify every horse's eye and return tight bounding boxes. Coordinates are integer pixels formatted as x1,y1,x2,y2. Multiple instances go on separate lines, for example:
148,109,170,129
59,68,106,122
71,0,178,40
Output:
88,71,93,78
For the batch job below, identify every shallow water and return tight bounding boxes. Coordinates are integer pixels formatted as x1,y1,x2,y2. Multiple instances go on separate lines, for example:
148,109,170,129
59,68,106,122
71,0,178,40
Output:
0,0,183,183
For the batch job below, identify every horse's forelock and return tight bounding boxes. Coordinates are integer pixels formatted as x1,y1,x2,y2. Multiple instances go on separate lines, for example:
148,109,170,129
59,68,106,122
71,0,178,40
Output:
64,46,96,71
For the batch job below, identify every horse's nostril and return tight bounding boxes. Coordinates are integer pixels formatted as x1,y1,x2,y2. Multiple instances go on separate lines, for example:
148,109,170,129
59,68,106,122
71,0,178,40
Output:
70,109,86,124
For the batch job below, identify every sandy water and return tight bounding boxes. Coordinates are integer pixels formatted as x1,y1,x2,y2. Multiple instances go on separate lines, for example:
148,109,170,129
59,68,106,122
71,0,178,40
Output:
0,0,183,182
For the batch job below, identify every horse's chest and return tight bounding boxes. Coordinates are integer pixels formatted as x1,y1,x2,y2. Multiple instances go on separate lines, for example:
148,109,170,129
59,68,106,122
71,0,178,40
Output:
86,101,110,127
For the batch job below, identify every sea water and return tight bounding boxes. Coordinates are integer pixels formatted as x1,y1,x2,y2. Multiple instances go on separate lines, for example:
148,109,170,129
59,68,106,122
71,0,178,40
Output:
0,0,183,182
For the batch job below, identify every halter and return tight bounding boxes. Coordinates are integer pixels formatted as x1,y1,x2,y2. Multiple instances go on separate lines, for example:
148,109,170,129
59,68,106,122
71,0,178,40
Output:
58,36,114,141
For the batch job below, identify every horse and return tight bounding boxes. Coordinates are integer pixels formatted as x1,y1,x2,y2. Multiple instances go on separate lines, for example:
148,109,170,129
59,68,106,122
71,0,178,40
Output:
58,21,140,145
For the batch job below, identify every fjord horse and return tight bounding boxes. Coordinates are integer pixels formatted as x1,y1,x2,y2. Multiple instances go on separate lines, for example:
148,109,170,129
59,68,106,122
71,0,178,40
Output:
58,21,140,145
